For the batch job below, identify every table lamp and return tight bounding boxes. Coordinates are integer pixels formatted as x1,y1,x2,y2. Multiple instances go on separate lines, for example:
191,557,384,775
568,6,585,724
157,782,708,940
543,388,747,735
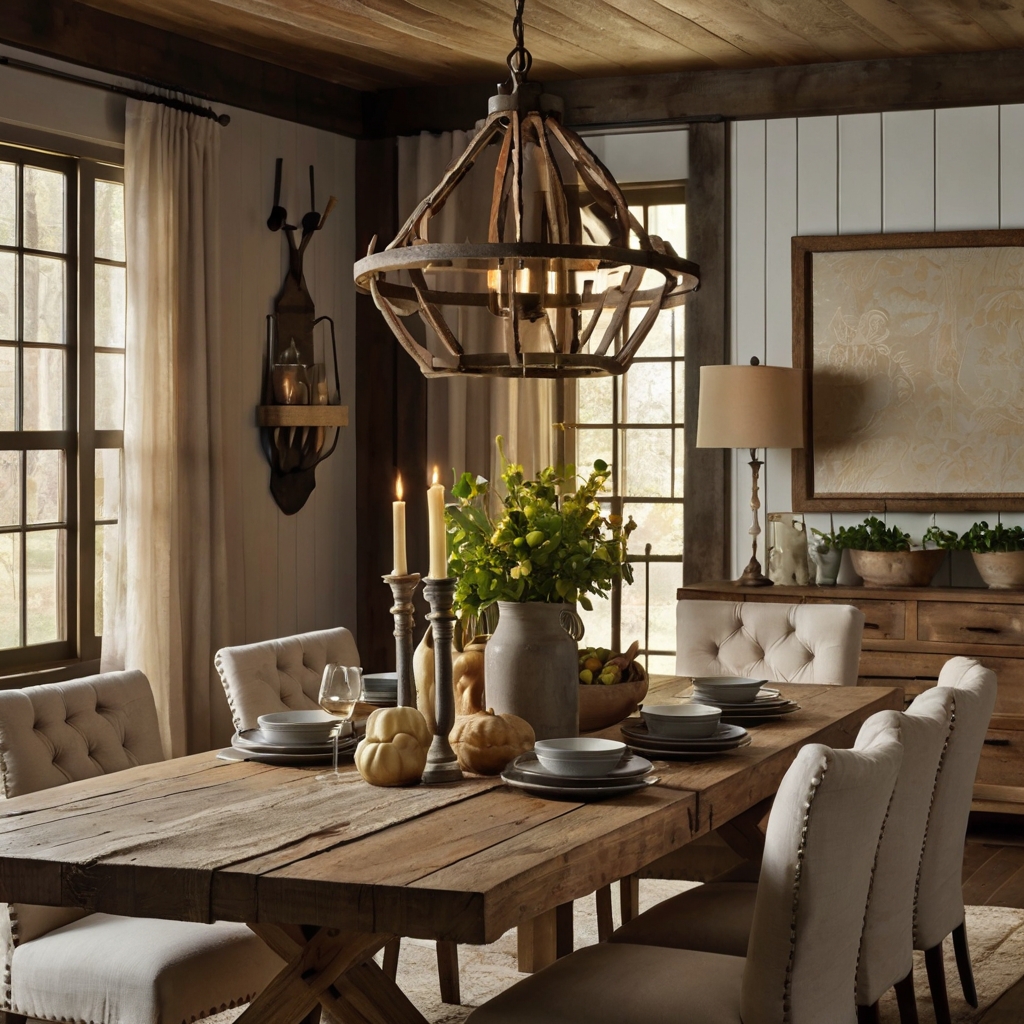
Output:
696,357,805,586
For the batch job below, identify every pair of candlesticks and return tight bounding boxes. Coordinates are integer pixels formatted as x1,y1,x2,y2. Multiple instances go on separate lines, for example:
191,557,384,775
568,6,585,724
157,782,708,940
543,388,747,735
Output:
383,571,462,784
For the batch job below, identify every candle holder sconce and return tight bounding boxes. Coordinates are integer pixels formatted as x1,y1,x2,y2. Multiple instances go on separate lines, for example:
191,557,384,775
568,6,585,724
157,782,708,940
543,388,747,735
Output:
259,158,348,515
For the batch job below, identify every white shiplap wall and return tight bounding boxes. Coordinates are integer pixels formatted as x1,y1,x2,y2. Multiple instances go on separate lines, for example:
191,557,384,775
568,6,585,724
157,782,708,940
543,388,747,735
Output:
730,106,1024,584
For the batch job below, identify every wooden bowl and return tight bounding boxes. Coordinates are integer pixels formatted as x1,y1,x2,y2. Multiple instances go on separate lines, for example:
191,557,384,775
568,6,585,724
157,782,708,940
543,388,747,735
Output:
579,669,649,733
848,549,946,588
972,550,1024,589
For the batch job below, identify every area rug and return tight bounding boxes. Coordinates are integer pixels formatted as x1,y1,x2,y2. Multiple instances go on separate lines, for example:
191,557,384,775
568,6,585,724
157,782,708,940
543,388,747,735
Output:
206,880,1024,1024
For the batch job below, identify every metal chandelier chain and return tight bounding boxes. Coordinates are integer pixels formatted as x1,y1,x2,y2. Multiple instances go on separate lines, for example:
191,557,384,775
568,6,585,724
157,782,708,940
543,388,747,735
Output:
506,0,532,89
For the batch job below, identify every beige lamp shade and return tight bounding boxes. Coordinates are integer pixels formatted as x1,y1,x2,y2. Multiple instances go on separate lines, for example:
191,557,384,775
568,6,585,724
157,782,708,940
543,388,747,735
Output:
696,363,805,450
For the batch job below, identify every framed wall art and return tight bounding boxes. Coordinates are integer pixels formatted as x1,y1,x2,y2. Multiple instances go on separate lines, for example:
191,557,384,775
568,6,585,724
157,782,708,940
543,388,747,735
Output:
792,229,1024,512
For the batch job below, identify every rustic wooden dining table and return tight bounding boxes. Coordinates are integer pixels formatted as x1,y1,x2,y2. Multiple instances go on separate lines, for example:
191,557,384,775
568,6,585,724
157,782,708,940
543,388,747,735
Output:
0,679,900,1024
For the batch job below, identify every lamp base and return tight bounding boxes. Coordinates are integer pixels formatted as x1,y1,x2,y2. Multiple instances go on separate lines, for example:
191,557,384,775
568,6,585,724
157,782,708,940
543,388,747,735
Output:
735,557,774,587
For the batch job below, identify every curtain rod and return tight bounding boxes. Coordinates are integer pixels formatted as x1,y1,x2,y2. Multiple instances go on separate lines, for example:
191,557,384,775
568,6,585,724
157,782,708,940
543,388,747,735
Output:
0,55,231,126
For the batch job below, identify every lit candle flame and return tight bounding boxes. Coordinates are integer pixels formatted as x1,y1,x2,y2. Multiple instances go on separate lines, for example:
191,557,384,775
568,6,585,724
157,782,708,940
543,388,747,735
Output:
432,465,439,486
396,472,403,501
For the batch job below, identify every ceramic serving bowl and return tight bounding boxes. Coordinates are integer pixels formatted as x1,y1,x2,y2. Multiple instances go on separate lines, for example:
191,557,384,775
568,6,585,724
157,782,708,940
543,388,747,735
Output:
691,676,766,705
257,709,342,744
640,703,722,739
362,671,398,693
533,737,627,778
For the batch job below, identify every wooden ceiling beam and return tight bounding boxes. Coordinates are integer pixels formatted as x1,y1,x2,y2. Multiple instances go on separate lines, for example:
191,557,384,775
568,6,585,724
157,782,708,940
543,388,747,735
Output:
368,46,1024,136
0,0,364,137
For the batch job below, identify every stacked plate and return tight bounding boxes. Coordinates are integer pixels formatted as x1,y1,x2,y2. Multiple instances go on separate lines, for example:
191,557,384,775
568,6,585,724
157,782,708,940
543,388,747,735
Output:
620,719,751,759
690,680,801,725
502,749,657,800
361,671,398,707
223,710,356,766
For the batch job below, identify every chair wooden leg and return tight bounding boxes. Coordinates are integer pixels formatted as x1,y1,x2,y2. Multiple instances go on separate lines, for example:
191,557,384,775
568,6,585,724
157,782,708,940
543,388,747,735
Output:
3,1014,28,1024
952,922,978,1008
382,937,401,981
595,884,614,942
925,942,952,1024
857,1003,881,1024
619,874,640,924
894,969,919,1024
435,940,460,1005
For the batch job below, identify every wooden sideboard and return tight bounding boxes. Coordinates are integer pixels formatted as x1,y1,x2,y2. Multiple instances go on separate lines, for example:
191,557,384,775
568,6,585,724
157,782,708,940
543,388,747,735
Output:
679,582,1024,816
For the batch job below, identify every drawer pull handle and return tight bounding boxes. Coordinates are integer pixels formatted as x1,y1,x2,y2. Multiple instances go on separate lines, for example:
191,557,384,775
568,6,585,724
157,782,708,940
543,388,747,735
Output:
864,622,881,630
964,626,1000,634
984,738,1010,747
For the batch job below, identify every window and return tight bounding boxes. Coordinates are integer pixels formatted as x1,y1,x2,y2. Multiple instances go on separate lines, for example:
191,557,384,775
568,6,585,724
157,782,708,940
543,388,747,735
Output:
565,185,685,674
0,140,125,674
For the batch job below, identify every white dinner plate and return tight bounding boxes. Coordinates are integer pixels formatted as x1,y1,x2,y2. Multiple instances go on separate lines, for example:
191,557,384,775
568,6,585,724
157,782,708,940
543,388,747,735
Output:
511,751,654,783
501,768,658,800
217,747,348,766
620,721,748,749
233,729,354,755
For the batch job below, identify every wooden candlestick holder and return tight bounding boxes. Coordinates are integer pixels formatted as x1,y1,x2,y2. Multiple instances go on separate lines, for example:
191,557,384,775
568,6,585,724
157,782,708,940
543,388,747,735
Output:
421,576,463,784
383,572,421,708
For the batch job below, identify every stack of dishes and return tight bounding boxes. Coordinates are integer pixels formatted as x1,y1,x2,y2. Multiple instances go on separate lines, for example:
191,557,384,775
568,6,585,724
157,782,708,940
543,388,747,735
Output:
690,677,800,724
621,702,750,759
501,738,656,800
226,710,356,766
361,671,398,707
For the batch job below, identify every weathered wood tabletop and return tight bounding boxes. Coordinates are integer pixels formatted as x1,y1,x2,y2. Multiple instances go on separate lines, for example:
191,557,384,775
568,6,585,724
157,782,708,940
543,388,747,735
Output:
0,680,900,1024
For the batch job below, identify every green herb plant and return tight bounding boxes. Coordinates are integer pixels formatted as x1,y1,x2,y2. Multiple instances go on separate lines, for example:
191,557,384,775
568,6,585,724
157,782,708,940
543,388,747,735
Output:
833,516,911,552
924,521,1024,553
810,526,839,552
445,438,636,620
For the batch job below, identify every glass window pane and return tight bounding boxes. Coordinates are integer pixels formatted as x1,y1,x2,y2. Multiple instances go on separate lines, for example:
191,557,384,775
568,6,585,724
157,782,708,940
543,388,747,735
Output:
95,448,121,520
95,264,126,348
620,561,647,654
0,251,15,340
622,428,672,497
26,449,64,525
623,361,672,424
646,654,677,676
0,451,19,526
25,528,64,645
576,376,613,425
23,166,65,253
579,590,612,656
640,309,673,358
22,347,64,430
0,345,14,431
95,180,125,261
674,427,685,499
0,532,20,650
0,162,15,248
620,561,679,656
96,522,118,637
23,255,65,344
95,351,125,430
648,203,686,255
575,428,614,479
623,501,683,557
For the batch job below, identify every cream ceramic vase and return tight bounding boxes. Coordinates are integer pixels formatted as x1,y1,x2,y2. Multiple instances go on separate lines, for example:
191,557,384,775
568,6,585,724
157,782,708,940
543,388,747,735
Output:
483,601,579,740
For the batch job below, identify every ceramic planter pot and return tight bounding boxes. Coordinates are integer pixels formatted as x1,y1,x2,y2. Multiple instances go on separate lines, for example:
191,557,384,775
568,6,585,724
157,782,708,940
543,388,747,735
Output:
808,544,842,586
848,548,946,588
484,601,579,740
972,550,1024,589
578,669,649,733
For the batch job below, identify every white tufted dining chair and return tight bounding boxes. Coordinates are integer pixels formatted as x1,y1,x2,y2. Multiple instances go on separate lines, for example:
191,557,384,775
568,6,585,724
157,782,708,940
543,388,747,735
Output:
467,721,903,1024
215,626,462,1005
610,686,957,1024
215,626,360,732
915,657,997,1024
0,670,284,1024
676,599,865,686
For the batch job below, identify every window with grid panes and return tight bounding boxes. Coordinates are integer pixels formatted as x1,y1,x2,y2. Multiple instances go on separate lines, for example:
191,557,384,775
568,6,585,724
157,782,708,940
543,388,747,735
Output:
0,139,125,674
566,184,685,675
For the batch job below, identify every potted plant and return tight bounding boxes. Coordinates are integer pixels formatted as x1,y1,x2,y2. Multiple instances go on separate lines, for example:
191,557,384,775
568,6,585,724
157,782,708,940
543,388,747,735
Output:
446,439,635,739
835,516,945,588
925,521,1024,589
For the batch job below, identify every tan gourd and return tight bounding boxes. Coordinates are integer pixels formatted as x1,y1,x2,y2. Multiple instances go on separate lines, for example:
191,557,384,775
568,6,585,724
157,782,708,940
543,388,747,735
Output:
355,706,431,786
449,708,535,775
453,637,487,716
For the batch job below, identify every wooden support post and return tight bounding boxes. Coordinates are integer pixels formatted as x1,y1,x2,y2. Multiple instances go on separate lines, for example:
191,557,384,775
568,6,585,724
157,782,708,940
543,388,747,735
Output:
619,874,640,924
435,940,460,1005
595,884,614,942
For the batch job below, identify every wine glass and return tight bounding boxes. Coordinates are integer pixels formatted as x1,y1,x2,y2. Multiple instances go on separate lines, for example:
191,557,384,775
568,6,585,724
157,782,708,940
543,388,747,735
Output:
317,664,361,777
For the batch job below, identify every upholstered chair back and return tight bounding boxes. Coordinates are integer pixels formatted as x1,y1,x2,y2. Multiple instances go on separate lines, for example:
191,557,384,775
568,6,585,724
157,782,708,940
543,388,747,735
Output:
915,658,997,951
215,627,360,733
741,721,902,1024
855,688,954,1006
0,671,165,973
676,600,865,686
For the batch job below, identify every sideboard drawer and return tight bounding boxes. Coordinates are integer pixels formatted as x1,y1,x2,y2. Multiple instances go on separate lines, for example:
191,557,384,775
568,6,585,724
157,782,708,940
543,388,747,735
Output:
918,601,1024,647
841,599,905,640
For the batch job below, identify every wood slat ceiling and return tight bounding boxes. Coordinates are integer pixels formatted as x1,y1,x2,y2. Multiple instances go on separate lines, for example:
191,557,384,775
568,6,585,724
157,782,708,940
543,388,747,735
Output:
77,0,1024,91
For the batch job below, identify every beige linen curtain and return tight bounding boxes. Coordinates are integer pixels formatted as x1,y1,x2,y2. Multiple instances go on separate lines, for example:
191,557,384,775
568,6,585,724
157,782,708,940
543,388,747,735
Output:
397,132,556,488
102,100,229,758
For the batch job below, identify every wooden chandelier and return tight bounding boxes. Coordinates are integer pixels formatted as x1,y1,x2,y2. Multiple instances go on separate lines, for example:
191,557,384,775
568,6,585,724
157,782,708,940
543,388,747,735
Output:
353,5,700,379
